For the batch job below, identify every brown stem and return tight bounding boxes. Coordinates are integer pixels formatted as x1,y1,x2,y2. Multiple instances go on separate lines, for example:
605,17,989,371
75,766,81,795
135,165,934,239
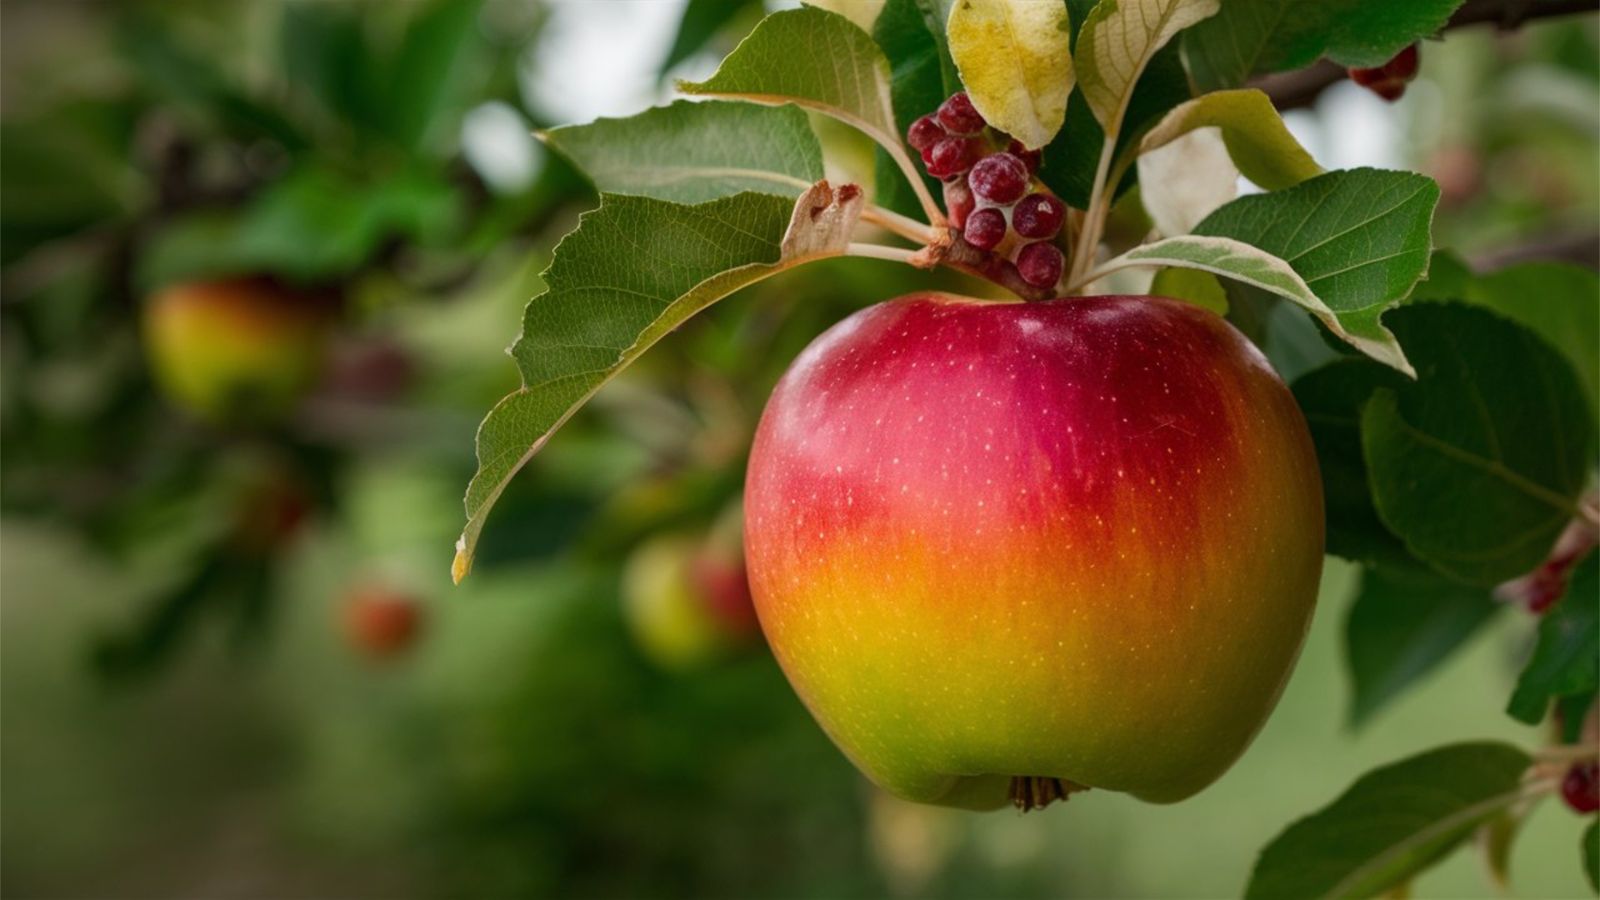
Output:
1008,775,1088,811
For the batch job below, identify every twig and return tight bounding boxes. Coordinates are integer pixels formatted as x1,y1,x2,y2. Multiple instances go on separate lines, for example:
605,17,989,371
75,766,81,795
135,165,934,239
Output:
1260,0,1599,110
846,242,922,264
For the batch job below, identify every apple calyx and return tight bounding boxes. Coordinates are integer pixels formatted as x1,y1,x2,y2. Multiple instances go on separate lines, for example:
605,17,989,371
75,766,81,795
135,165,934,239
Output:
1008,776,1088,812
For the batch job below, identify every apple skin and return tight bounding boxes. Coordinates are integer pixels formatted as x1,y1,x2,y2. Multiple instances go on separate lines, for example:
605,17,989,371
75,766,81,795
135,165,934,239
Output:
143,277,332,423
744,293,1323,809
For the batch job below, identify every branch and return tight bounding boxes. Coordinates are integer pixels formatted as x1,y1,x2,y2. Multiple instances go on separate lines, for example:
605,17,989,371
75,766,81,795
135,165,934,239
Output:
1259,0,1599,110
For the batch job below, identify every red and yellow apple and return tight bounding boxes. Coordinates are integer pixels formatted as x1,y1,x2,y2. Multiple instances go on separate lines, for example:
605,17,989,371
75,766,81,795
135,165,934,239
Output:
744,294,1323,809
142,276,334,424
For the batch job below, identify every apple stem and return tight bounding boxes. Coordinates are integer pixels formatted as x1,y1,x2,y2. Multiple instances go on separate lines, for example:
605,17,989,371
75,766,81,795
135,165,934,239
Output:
1008,775,1088,812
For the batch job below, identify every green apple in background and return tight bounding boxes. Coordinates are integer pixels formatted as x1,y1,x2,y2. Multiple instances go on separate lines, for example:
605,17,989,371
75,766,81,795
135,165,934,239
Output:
623,508,759,671
142,276,334,424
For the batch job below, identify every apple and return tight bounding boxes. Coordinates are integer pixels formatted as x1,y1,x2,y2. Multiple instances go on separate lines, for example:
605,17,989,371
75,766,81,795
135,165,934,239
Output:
142,276,334,424
343,585,424,661
623,522,758,671
744,294,1324,810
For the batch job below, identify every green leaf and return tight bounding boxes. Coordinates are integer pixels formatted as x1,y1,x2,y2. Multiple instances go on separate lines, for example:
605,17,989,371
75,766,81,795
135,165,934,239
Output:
947,0,1074,149
1506,555,1599,723
872,0,948,215
1194,168,1442,374
680,6,897,148
542,101,823,203
455,184,862,581
1097,234,1411,372
1292,360,1413,566
1362,304,1596,586
1469,262,1599,405
1150,266,1228,314
1038,42,1191,207
1584,820,1598,894
1344,565,1500,728
1245,742,1534,900
1139,89,1323,191
1075,0,1219,134
1182,0,1463,92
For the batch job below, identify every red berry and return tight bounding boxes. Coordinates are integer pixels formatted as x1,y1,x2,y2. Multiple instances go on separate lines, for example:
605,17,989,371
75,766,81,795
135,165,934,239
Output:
937,91,985,135
907,115,945,152
1349,44,1419,102
1012,193,1065,240
969,153,1029,205
943,177,975,230
963,207,1006,250
343,586,424,661
925,136,980,179
1007,139,1042,174
1016,242,1063,289
1562,761,1600,814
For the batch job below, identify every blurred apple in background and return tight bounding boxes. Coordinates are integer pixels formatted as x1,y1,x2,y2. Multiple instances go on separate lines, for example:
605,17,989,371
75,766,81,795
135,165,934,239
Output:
343,584,425,661
142,276,336,425
622,504,760,671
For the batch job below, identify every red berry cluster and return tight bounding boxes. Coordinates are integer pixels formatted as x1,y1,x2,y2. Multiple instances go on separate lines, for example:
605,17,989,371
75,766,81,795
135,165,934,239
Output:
907,92,1066,291
1348,44,1420,102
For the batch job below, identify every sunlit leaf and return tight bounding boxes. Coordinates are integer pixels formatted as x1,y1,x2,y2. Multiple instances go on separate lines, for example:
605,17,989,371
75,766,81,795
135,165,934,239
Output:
1136,128,1237,237
1139,89,1322,190
946,0,1074,149
1075,0,1219,134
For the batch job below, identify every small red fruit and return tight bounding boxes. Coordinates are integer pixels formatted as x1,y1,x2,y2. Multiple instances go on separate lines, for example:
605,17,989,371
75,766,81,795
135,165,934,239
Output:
1015,242,1064,288
907,115,946,152
343,586,424,661
925,137,981,179
936,92,985,135
1562,760,1599,813
1348,44,1420,102
1007,139,1042,174
969,152,1029,205
1012,193,1065,240
962,207,1006,251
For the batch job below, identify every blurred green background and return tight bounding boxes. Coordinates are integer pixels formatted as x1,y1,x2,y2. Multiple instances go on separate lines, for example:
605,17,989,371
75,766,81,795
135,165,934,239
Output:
2,2,1596,897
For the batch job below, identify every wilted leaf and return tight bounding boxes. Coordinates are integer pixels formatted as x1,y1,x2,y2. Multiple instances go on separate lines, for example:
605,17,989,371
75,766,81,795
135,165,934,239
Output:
1246,742,1533,900
946,0,1074,149
1363,304,1596,586
1139,89,1322,190
543,101,823,203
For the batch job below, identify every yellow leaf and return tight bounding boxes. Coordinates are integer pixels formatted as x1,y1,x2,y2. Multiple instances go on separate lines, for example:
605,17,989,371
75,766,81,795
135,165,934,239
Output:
946,0,1073,150
1140,89,1322,191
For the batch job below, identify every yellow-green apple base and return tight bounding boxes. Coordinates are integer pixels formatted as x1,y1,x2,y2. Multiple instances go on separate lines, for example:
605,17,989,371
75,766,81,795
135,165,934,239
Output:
744,294,1324,809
